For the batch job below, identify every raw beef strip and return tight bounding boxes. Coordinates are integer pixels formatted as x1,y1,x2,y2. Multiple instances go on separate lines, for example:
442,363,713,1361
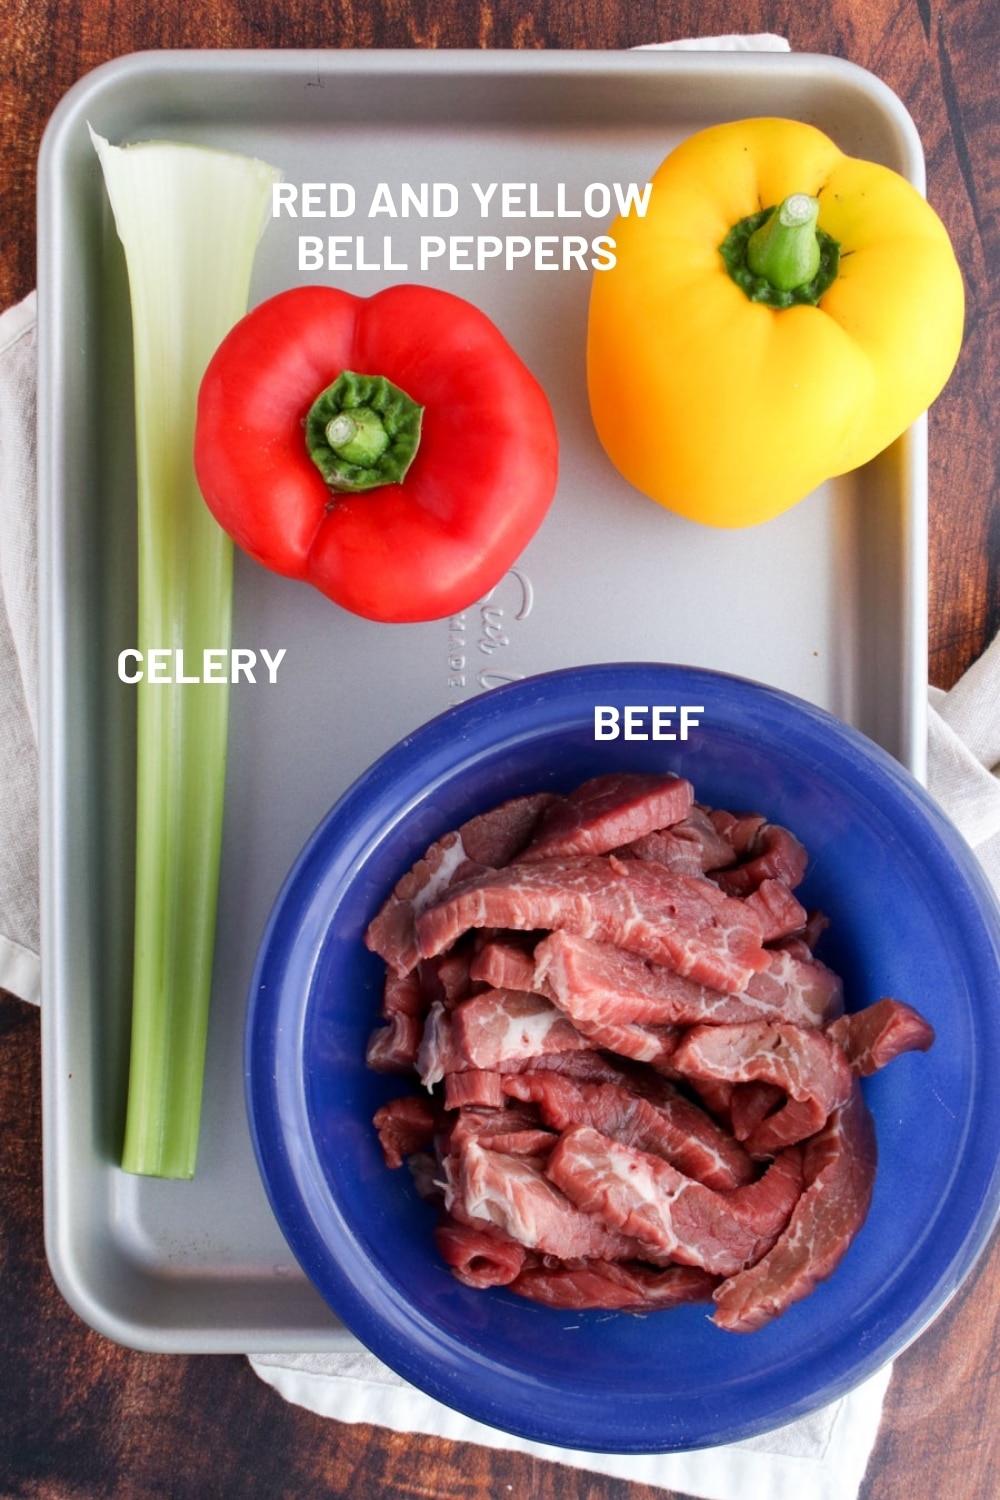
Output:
434,1221,527,1288
450,988,592,1071
671,1022,853,1155
373,1095,439,1169
451,1138,638,1261
500,1049,641,1086
415,855,770,994
366,1011,423,1075
468,935,539,992
742,948,844,1025
712,1081,878,1331
623,805,737,876
366,968,425,1074
826,998,936,1076
744,878,808,943
533,929,825,1032
518,772,694,863
728,1081,785,1143
419,943,478,1009
546,1126,801,1276
443,1102,546,1154
365,792,558,975
713,819,809,896
444,1070,508,1110
509,1258,720,1312
503,1071,755,1190
527,948,683,1068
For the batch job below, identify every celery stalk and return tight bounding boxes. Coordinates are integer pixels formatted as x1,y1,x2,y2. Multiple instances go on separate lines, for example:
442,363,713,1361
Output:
92,130,282,1178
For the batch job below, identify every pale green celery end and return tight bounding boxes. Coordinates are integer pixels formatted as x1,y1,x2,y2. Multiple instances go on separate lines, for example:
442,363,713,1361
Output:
93,133,282,1178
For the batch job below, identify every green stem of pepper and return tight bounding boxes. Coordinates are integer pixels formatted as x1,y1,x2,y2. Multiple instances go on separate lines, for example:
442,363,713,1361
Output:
306,371,424,492
746,194,822,291
325,407,391,467
719,193,840,309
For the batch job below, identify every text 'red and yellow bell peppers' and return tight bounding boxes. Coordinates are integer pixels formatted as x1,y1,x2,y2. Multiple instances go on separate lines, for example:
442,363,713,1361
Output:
587,117,965,528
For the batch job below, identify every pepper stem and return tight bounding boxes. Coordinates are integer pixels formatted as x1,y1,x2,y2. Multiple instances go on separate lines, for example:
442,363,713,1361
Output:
746,194,822,292
718,196,840,310
306,371,423,493
325,407,391,467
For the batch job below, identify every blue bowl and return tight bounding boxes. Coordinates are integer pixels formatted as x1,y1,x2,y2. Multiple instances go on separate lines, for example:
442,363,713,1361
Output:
245,663,1000,1453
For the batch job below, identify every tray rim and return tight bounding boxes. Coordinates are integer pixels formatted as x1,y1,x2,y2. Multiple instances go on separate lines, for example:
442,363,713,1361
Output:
37,44,930,1354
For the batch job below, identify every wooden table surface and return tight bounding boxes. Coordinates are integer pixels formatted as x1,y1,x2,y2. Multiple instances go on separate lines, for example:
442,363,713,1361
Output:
3,2,999,1497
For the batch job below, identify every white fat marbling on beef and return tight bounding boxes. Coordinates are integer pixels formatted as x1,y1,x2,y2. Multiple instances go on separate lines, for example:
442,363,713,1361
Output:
532,929,828,1034
671,1022,853,1155
365,793,558,976
416,855,770,995
503,1071,755,1191
546,1126,801,1276
450,988,591,1071
415,1001,457,1089
453,1138,637,1261
743,948,844,1024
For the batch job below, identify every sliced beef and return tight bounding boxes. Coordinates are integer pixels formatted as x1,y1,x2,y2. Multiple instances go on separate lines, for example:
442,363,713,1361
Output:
450,987,591,1071
373,1095,440,1169
712,1081,878,1331
671,1022,853,1156
365,792,558,975
443,1069,508,1110
509,1258,720,1312
743,878,808,943
743,948,844,1025
415,855,770,994
622,805,737,876
415,1000,458,1089
468,934,539,992
546,1125,801,1276
533,928,825,1032
366,1010,423,1075
502,1071,755,1191
713,817,809,895
367,773,933,1331
518,772,694,863
450,1138,638,1262
826,998,936,1076
443,1102,545,1155
434,1220,528,1288
501,1048,640,1086
419,943,478,1009
365,968,426,1074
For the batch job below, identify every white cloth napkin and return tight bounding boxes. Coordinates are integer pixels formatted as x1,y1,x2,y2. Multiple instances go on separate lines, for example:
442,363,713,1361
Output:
0,290,40,1005
10,29,999,1499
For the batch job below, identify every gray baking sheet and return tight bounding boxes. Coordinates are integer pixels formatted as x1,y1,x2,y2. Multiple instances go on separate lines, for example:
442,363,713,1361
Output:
38,48,928,1351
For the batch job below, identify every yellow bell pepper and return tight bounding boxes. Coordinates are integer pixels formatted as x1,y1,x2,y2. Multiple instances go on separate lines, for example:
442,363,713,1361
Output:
587,117,965,527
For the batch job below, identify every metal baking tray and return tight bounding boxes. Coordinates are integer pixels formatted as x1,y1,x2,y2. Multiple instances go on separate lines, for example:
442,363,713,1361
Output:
38,48,929,1352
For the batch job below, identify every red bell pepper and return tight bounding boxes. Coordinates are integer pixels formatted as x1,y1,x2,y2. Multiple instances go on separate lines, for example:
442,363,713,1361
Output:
193,283,559,623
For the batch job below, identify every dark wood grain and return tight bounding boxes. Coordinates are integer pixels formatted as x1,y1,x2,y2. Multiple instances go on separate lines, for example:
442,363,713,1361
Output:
2,2,999,1497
